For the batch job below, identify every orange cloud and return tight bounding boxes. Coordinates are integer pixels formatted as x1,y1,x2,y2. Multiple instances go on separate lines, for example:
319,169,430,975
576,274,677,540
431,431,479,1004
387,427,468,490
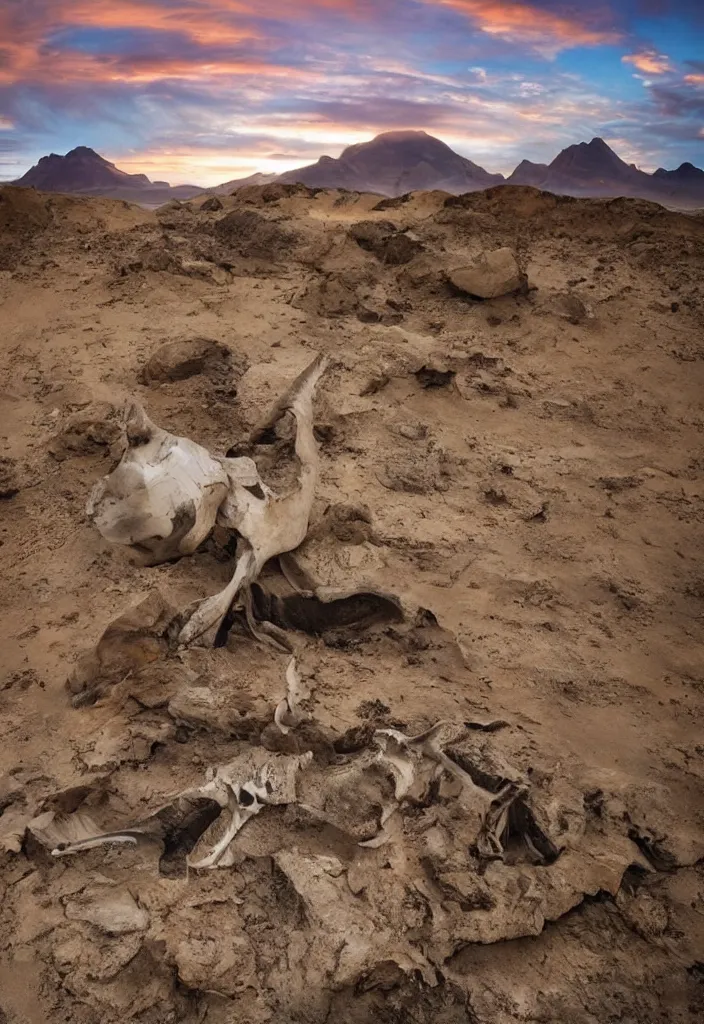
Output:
684,73,704,85
622,51,672,75
0,0,368,86
434,1,620,51
0,0,336,87
66,1,257,46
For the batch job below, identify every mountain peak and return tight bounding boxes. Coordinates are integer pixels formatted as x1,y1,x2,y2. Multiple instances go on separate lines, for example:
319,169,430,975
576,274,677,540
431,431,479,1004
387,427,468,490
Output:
548,135,632,184
278,129,504,196
372,130,432,141
653,161,704,184
66,145,102,157
14,145,161,193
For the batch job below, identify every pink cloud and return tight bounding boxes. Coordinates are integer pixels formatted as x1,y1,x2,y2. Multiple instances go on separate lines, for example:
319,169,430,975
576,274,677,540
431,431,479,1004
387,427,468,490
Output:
622,50,673,75
432,1,621,52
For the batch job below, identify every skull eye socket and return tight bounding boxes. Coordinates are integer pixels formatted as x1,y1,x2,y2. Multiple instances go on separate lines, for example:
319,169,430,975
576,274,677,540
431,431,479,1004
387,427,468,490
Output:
243,482,266,500
239,787,255,807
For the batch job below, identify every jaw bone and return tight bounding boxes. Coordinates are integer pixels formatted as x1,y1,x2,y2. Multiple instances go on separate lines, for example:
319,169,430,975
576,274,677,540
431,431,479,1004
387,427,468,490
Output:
175,352,329,647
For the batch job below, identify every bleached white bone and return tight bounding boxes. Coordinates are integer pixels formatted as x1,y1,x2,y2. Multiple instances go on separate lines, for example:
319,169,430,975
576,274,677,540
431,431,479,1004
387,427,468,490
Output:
87,401,229,564
275,657,311,734
85,354,328,646
176,352,328,646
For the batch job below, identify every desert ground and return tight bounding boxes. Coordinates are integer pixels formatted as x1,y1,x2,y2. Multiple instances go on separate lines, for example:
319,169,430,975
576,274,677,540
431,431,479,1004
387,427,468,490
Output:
1,180,703,1023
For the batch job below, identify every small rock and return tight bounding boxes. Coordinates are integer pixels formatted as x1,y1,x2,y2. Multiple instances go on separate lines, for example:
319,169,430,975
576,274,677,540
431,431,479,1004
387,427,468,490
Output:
140,337,241,384
179,259,231,284
64,887,150,935
552,291,594,324
617,891,668,939
448,247,525,299
346,863,367,896
359,375,390,397
200,195,223,212
542,398,571,414
0,773,23,812
348,220,422,265
415,365,455,389
0,456,19,498
48,402,123,462
398,422,428,441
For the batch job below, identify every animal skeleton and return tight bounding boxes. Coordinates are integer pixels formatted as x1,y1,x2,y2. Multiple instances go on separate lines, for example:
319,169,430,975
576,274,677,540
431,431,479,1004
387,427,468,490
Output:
25,703,526,871
87,353,328,647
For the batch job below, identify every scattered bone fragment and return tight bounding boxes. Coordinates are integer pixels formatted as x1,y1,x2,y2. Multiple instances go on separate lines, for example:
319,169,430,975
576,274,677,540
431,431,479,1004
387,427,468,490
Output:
274,657,311,734
187,750,313,869
29,709,530,873
39,794,222,874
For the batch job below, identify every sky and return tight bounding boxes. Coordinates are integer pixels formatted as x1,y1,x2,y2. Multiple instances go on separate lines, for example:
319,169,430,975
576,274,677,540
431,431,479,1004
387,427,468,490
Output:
0,0,703,185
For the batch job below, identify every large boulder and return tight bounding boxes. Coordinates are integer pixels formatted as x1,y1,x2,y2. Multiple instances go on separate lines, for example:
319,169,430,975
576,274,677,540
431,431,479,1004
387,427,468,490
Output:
448,247,525,299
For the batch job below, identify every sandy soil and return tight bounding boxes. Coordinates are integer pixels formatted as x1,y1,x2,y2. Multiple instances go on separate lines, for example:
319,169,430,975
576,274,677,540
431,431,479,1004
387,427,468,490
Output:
1,181,703,1023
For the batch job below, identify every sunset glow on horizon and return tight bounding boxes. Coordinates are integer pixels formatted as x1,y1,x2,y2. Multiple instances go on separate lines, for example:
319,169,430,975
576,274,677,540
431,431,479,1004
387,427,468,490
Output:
1,0,702,185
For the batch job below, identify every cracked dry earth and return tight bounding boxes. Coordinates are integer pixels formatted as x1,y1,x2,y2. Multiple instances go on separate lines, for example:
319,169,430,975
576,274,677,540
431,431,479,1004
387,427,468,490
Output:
1,181,704,1024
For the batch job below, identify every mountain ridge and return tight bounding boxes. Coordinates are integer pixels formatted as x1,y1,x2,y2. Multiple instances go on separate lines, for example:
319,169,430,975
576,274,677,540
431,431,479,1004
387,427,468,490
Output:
10,134,704,208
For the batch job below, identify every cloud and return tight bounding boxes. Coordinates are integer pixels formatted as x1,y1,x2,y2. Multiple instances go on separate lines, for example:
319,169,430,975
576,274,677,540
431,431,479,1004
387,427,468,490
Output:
431,1,621,54
622,50,673,75
684,73,704,85
649,83,704,118
1,0,702,183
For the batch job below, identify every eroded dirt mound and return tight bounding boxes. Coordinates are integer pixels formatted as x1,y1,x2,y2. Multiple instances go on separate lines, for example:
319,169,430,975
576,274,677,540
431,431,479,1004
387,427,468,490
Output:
0,183,703,1024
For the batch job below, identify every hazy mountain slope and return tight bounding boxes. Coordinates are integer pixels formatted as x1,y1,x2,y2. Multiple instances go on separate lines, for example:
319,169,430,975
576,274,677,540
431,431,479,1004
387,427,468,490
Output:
507,138,704,206
211,172,279,195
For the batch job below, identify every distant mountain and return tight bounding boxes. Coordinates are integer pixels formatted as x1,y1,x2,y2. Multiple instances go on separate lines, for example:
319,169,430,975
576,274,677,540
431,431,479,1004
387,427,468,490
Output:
275,130,505,196
12,146,202,203
652,162,704,202
508,159,549,187
506,137,703,206
10,135,703,210
653,161,704,184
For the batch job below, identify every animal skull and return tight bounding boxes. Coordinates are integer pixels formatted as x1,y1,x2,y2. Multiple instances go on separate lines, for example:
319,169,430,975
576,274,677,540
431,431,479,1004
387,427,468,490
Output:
86,353,328,646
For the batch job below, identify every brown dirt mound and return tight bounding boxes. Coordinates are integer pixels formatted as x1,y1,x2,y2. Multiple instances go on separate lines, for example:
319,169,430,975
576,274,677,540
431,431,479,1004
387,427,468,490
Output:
211,208,297,260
